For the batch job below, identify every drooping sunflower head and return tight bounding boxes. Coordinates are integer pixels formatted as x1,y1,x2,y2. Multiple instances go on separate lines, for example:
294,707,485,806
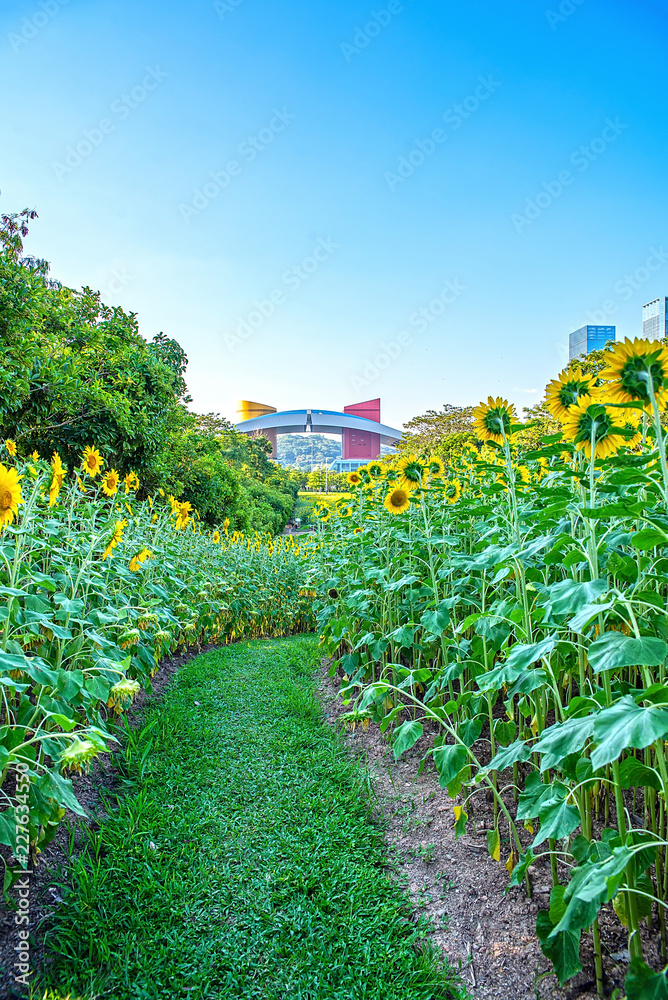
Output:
384,486,411,515
124,471,140,493
101,468,120,497
599,338,668,410
397,454,426,490
0,463,23,529
560,394,626,460
427,455,445,478
4,439,17,458
444,478,462,504
346,470,362,486
473,397,517,446
545,367,595,420
129,547,152,572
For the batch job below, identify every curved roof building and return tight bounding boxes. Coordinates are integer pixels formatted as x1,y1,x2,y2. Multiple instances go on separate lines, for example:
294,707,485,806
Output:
235,397,401,466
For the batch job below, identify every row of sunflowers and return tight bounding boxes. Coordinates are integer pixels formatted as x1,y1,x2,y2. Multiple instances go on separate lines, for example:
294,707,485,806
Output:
312,339,668,998
0,442,315,883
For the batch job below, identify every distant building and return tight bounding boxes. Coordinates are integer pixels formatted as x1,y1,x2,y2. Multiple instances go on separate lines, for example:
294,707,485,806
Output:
569,325,616,361
642,297,668,342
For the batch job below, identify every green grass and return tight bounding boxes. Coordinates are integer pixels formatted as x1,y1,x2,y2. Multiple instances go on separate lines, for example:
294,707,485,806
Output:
36,636,464,1000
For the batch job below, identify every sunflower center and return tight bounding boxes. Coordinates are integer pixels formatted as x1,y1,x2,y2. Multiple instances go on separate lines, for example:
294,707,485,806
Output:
0,489,12,510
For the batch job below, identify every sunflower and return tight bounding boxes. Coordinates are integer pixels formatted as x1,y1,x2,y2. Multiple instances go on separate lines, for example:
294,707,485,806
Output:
444,478,461,504
473,397,517,445
48,452,66,507
427,455,445,478
4,439,17,458
346,470,362,486
384,486,411,515
515,464,531,485
366,461,383,478
175,500,193,530
397,454,425,490
545,367,595,421
102,518,127,560
212,530,221,544
560,395,626,460
0,463,23,529
129,547,153,572
124,471,140,493
599,338,668,411
82,445,104,478
101,468,120,497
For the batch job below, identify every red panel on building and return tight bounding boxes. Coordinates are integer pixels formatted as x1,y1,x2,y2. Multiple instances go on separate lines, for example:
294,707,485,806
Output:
342,398,382,460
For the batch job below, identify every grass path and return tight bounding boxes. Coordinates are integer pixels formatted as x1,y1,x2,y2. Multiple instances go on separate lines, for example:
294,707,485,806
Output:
37,636,463,1000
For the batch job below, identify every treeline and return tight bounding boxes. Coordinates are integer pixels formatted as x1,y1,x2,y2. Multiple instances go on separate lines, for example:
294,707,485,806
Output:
0,209,298,533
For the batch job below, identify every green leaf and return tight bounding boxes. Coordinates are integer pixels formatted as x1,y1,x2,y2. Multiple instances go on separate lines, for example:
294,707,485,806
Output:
625,958,668,1000
533,794,581,847
540,579,608,622
505,635,558,670
459,716,483,747
420,602,450,638
492,718,517,747
588,631,667,674
630,527,668,550
533,716,595,772
36,770,86,816
618,756,662,792
508,847,535,888
517,771,556,821
433,744,468,789
483,738,530,773
0,808,17,850
392,719,423,760
536,910,582,986
592,696,668,770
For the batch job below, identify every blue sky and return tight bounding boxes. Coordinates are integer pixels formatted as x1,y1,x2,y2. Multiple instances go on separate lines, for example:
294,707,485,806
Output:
1,0,667,431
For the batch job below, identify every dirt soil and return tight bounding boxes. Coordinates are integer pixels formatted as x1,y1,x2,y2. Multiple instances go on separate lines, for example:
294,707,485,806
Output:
318,665,663,1000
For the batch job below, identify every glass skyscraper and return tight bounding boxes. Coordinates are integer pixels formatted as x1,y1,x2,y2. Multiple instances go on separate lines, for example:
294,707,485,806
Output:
568,325,616,361
642,297,668,341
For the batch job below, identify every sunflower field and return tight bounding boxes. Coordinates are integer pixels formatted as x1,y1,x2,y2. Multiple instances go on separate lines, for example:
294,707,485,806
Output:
0,441,315,885
313,339,668,998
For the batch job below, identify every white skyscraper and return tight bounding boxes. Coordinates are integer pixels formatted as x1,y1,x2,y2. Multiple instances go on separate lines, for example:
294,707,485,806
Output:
642,297,668,341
